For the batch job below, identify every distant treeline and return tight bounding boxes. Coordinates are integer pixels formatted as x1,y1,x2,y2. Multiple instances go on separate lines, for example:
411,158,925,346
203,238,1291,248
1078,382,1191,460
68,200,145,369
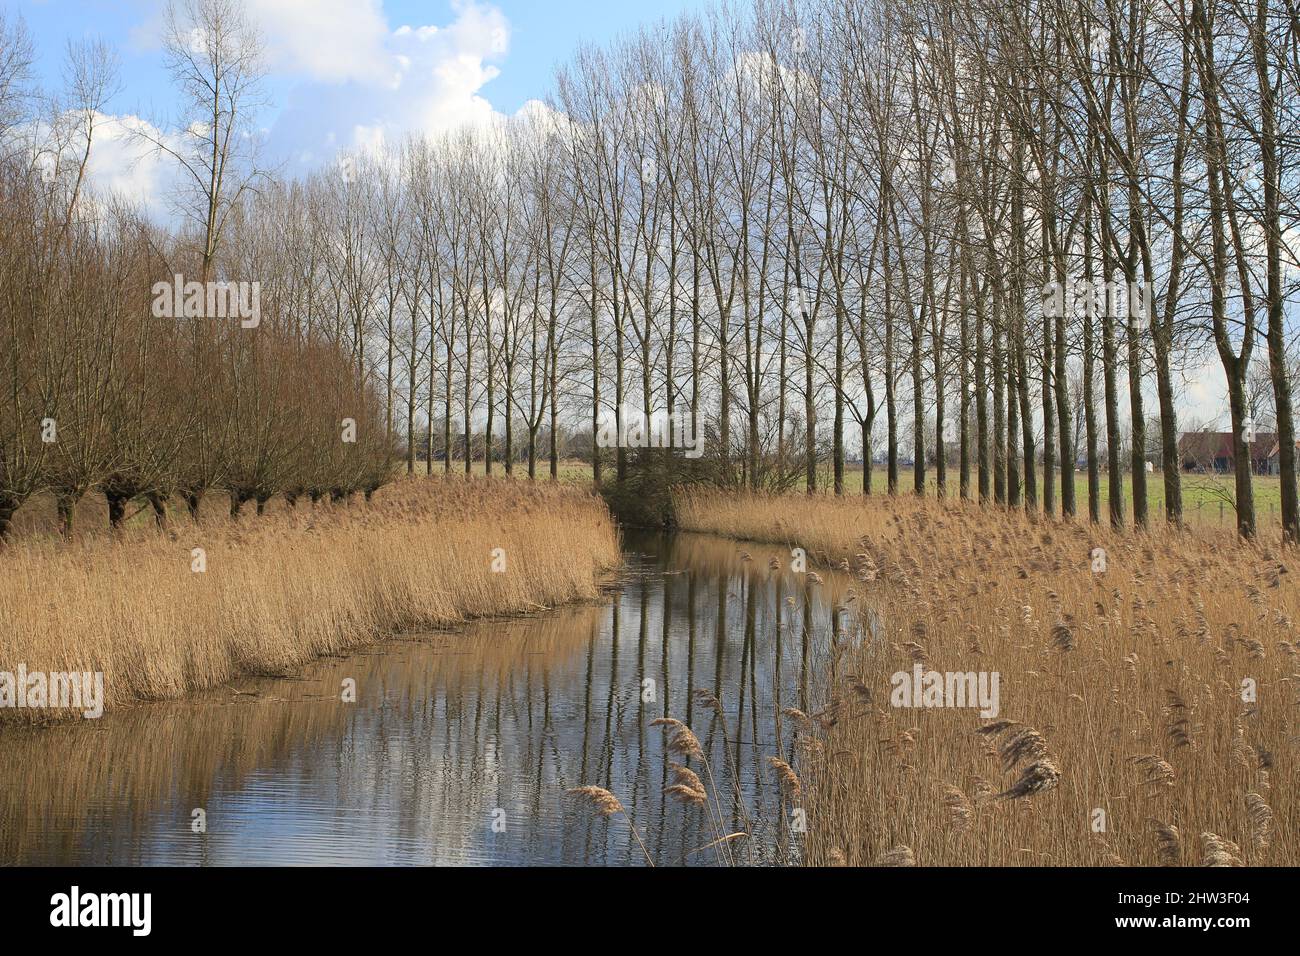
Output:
4,0,1300,542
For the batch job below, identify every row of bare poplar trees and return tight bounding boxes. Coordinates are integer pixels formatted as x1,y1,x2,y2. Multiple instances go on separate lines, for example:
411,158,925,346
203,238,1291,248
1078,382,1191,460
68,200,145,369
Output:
327,0,1299,539
0,5,389,540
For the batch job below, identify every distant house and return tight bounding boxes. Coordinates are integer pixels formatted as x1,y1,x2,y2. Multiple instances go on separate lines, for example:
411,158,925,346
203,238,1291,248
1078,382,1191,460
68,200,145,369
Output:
1178,431,1276,474
1263,438,1300,476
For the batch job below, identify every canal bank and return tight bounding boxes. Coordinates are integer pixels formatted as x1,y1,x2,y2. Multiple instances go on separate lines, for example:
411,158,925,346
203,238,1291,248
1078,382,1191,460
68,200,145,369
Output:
0,531,860,866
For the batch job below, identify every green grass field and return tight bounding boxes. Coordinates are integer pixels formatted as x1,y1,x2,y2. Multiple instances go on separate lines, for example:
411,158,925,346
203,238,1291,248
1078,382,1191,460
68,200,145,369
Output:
817,465,1285,527
547,457,1284,528
459,457,1285,527
448,458,1285,527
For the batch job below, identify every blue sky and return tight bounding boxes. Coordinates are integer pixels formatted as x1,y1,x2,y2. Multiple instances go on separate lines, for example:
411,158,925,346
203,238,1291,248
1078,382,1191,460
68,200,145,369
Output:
11,0,711,176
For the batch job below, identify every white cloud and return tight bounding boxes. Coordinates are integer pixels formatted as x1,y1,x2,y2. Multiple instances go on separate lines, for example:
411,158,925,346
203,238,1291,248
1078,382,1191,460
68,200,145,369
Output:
1180,356,1230,428
20,110,181,222
117,0,514,191
514,98,565,135
250,0,392,86
262,0,512,174
82,112,180,219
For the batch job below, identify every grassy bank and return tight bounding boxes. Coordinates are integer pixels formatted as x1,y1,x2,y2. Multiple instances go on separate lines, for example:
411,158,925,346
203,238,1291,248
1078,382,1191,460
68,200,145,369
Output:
0,479,620,721
834,466,1286,524
677,489,1296,866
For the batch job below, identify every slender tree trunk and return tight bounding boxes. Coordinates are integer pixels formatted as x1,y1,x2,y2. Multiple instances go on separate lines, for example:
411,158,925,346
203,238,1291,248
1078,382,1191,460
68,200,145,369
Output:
147,491,168,529
1042,316,1056,516
974,283,988,502
958,251,971,500
1125,281,1148,529
993,316,1006,505
107,491,129,529
57,493,77,539
1102,302,1124,530
1007,320,1021,509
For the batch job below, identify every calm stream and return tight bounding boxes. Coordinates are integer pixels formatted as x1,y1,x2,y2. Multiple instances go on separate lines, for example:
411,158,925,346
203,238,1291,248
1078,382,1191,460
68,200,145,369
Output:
0,531,863,866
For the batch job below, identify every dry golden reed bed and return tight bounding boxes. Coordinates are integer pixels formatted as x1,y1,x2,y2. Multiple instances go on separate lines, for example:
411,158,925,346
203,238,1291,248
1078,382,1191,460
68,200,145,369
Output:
677,489,1297,867
0,479,619,720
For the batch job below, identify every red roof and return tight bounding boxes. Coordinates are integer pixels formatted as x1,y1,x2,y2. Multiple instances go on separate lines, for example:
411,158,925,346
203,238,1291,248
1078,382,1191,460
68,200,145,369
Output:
1178,432,1275,462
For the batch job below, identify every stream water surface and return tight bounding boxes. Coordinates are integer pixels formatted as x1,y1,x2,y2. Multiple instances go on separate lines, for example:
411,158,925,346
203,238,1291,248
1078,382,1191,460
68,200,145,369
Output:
0,531,865,866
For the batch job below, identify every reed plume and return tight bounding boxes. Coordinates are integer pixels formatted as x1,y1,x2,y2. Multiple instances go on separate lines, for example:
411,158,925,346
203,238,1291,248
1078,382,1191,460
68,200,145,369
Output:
664,764,708,807
996,760,1061,801
941,784,973,834
1246,792,1274,851
567,786,654,867
1150,821,1182,866
567,786,623,818
767,757,802,800
1130,755,1177,791
1200,832,1244,867
875,845,916,866
650,717,705,761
